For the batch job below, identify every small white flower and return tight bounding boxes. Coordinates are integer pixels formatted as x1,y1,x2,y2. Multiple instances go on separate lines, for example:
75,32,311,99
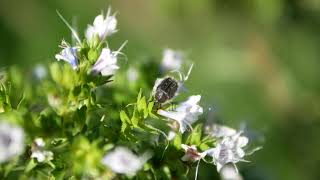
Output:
181,144,206,162
157,95,203,133
220,164,243,180
47,94,62,108
86,8,117,42
102,147,150,175
127,67,139,82
161,49,184,71
205,132,249,172
31,151,53,163
34,138,45,147
0,122,25,163
205,124,237,138
92,42,126,76
55,40,79,69
31,138,53,163
92,48,119,76
34,64,47,80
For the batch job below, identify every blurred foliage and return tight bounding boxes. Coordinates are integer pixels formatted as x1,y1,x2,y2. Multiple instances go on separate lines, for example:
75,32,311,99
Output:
0,0,320,180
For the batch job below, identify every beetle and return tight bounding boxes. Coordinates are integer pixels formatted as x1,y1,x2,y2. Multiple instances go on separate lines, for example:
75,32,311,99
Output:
154,77,179,104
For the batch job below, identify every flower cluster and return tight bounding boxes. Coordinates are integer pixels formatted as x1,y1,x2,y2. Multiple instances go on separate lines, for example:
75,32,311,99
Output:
0,7,260,180
55,8,123,78
31,138,53,163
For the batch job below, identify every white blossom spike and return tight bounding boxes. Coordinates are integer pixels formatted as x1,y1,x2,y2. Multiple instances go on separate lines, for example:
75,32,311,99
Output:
86,7,118,43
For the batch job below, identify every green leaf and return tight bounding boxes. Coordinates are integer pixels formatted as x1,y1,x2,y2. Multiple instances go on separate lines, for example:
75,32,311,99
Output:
148,101,154,113
173,133,182,149
140,123,161,135
139,96,146,111
25,159,37,173
120,110,131,124
50,62,62,84
199,135,216,151
137,96,148,119
87,49,99,63
137,89,142,102
186,124,202,145
131,108,140,127
120,121,128,133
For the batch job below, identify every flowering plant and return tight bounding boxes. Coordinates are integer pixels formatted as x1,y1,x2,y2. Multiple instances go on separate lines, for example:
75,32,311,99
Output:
0,7,260,180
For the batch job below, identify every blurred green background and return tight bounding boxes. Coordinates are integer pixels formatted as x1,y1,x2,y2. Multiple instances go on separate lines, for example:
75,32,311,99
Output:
1,0,320,179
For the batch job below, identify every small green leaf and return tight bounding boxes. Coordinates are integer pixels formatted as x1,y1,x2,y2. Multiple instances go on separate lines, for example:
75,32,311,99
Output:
131,108,140,127
88,49,99,63
139,96,147,111
25,159,37,173
120,110,131,124
137,89,142,102
121,121,128,133
148,101,154,113
186,124,202,145
173,133,182,149
50,62,62,83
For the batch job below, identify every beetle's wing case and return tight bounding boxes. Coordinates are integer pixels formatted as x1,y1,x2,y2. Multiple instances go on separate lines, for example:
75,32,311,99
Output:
152,77,165,95
160,77,178,99
152,76,180,104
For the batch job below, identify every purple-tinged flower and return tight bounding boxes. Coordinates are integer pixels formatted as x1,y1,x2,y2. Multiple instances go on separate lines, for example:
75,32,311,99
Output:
55,40,79,69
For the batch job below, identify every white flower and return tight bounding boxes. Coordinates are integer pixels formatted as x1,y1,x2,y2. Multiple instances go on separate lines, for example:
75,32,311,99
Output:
34,138,45,147
55,40,79,69
0,122,25,163
127,67,139,82
205,132,249,172
31,138,53,163
205,124,237,138
92,48,119,76
220,164,243,180
161,49,184,71
47,94,62,108
34,64,47,80
157,95,203,133
181,144,206,162
102,147,150,175
92,42,126,76
86,8,117,42
31,151,53,163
